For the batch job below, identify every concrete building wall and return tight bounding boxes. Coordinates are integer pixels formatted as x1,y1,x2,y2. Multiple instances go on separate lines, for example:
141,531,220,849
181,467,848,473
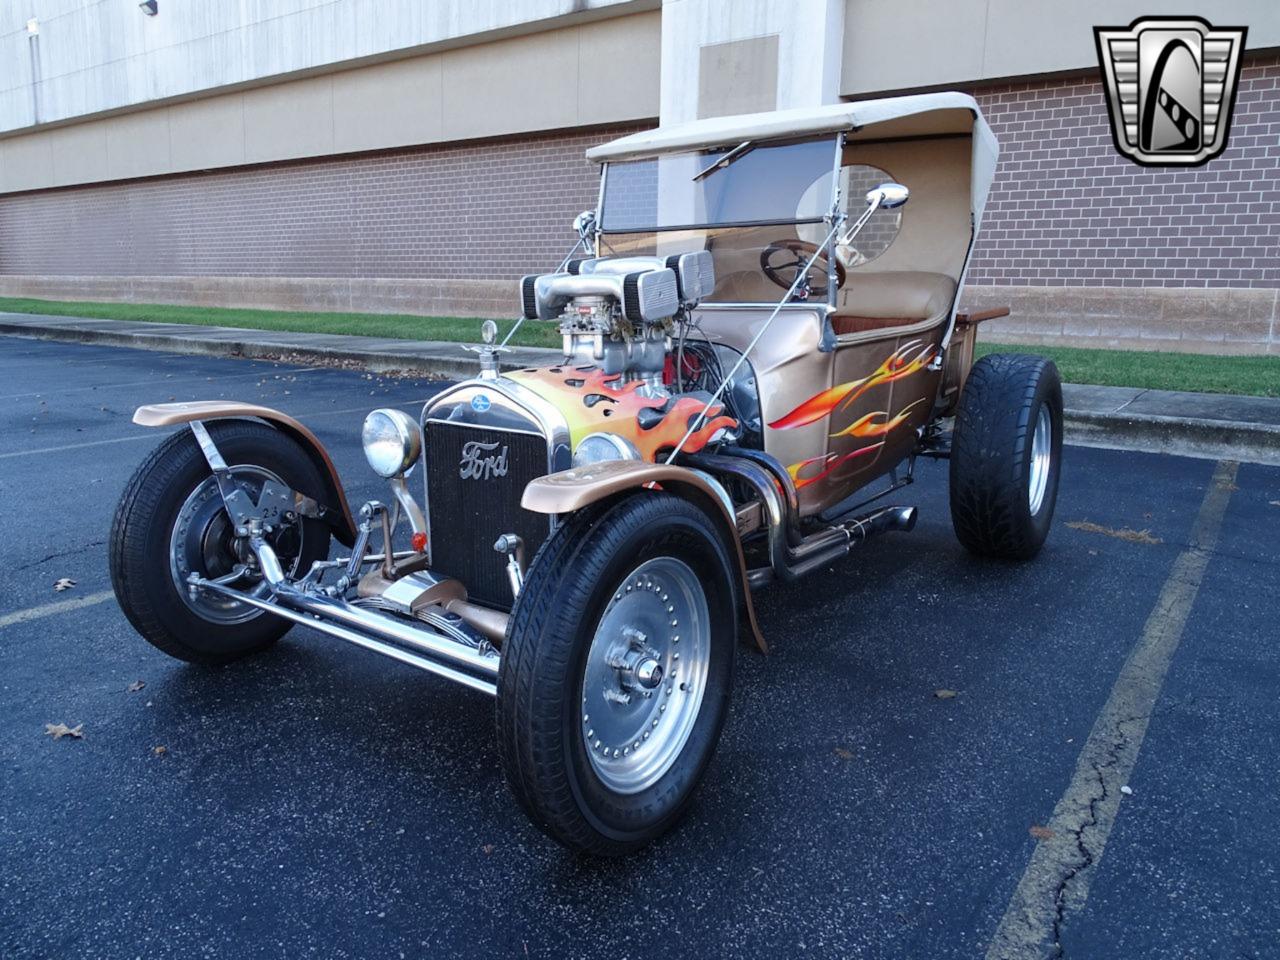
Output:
0,0,654,134
661,0,844,122
0,10,661,194
0,0,1278,354
841,0,1280,96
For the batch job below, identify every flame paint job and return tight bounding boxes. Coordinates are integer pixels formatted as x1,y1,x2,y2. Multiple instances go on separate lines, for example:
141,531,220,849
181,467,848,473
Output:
829,397,926,439
768,340,937,431
506,366,737,462
787,442,886,489
769,340,938,490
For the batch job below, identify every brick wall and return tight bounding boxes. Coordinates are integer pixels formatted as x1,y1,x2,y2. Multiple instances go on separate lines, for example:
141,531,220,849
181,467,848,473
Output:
0,124,644,282
967,52,1280,290
1,53,1277,352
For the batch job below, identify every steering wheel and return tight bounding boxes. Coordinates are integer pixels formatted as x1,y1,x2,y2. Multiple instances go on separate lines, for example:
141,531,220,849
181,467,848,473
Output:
760,240,847,298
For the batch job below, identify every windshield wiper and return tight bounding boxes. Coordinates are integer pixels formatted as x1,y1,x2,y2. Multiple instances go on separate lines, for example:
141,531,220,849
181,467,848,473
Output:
692,140,755,182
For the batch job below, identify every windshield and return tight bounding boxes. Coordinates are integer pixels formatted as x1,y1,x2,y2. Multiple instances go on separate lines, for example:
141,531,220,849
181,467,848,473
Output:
599,137,840,233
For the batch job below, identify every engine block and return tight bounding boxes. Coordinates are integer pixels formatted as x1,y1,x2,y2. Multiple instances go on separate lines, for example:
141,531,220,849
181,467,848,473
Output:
517,251,715,389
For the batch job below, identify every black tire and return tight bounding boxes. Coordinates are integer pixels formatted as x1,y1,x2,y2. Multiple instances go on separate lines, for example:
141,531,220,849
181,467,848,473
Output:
949,353,1063,560
109,420,332,665
497,493,738,856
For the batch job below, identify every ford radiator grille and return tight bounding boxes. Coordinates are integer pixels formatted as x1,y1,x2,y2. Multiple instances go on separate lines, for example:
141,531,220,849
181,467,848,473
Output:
424,421,551,610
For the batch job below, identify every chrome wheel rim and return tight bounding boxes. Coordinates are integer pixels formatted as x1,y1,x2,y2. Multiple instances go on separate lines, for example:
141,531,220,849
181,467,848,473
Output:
1028,406,1053,517
168,466,304,624
582,557,710,795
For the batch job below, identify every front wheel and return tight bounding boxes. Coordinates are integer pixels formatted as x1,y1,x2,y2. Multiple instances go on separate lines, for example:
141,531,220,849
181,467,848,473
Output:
496,493,738,856
109,420,333,665
949,353,1063,560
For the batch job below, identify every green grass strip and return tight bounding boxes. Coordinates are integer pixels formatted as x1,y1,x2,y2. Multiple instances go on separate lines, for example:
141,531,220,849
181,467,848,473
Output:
975,341,1279,398
0,296,1275,397
0,296,561,349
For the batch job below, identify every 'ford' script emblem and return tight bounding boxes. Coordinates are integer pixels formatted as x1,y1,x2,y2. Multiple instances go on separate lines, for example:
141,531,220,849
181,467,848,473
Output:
459,440,509,481
471,394,492,413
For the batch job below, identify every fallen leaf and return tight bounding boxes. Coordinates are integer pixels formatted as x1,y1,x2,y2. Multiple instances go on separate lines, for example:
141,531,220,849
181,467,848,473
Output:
1066,521,1162,545
152,745,168,757
934,689,958,700
45,723,83,740
833,747,855,759
481,844,495,855
1269,500,1280,508
1029,825,1054,840
53,577,76,592
1120,784,1133,796
127,680,146,693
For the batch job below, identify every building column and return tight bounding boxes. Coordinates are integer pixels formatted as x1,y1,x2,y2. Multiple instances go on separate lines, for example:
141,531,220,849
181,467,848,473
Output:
659,0,845,124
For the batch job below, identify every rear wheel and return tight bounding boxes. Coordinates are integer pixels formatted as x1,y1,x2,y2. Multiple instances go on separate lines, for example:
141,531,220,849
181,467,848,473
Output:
949,354,1063,559
109,420,332,664
497,493,737,856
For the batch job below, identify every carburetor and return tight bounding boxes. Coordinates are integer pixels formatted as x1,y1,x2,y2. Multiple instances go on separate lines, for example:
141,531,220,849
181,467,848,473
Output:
519,252,715,389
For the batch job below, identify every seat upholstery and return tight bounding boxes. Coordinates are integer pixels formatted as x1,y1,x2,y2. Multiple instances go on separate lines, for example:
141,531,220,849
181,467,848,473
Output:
835,271,956,320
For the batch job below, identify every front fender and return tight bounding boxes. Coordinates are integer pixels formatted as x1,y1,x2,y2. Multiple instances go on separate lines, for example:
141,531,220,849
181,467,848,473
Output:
133,401,358,546
521,460,767,652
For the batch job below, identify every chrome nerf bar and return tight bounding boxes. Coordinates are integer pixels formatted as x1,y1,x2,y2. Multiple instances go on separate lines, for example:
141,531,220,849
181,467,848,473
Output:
193,533,500,697
197,579,498,696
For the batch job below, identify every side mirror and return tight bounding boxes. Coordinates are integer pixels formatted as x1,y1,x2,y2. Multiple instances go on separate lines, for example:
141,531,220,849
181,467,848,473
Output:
866,182,909,209
573,210,597,241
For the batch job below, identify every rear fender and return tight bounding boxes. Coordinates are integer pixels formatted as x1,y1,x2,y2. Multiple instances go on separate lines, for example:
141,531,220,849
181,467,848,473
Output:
521,460,768,653
133,401,358,546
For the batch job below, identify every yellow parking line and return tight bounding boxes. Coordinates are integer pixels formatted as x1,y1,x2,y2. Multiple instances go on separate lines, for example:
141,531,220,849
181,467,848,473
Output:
986,460,1238,959
0,590,116,630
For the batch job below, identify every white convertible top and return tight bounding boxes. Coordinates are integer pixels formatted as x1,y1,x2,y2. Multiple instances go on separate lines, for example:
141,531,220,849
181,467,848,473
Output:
586,91,999,228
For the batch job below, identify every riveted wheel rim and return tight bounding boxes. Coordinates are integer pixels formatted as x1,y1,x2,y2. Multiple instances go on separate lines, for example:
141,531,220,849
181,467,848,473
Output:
581,556,711,795
168,466,304,624
1028,405,1053,517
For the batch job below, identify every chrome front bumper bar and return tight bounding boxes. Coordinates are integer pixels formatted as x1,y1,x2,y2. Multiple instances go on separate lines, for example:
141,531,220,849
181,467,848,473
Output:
195,536,501,697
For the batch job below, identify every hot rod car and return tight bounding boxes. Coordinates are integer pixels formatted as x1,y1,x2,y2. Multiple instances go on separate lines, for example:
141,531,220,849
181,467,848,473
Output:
110,92,1062,855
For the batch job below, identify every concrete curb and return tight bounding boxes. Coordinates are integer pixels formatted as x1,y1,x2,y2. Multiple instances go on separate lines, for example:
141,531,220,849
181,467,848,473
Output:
1063,410,1280,466
0,315,562,378
4,313,1278,465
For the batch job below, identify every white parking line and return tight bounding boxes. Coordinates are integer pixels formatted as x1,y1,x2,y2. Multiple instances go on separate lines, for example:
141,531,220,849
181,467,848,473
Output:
0,590,115,630
0,434,156,459
985,460,1238,959
0,366,323,401
0,399,432,460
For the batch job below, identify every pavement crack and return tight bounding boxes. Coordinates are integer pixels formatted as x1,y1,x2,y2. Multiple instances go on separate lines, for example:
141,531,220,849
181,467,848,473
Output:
1048,716,1145,959
1111,389,1148,414
16,540,106,571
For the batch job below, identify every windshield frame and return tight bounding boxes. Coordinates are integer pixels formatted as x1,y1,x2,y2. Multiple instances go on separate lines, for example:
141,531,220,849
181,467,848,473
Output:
595,134,845,235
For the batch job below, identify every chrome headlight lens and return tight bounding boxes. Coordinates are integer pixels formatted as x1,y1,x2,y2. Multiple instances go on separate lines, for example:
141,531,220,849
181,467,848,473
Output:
361,409,422,478
572,432,641,468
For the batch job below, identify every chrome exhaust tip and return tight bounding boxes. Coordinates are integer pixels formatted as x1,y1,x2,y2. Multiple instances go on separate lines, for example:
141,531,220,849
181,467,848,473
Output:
892,506,918,532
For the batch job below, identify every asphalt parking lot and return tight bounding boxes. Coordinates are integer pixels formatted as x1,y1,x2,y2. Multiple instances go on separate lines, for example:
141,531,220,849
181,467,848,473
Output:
2,337,1277,960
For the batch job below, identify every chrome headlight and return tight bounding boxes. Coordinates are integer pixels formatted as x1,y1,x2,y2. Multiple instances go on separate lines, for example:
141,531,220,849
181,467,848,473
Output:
362,409,422,478
572,432,640,468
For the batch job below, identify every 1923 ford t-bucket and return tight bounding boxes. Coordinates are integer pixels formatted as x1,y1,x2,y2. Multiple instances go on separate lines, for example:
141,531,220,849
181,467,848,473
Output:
110,93,1062,855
